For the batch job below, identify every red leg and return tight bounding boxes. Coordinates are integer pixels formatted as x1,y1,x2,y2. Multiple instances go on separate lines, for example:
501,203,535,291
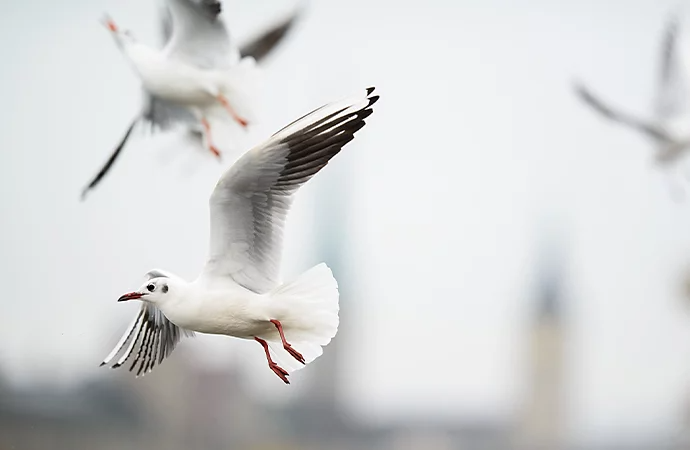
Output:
217,94,249,128
254,337,290,384
200,118,222,159
270,319,305,365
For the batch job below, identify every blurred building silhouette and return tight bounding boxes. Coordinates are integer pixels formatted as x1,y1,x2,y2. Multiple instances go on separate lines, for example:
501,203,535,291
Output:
514,236,566,450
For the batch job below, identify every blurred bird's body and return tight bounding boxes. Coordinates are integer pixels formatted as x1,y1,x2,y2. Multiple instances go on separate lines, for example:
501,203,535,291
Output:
80,0,304,200
575,11,690,168
119,36,252,109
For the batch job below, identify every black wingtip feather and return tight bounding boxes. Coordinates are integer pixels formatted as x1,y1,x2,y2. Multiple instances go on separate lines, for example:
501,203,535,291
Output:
358,108,375,122
80,118,137,201
366,87,376,95
367,95,380,108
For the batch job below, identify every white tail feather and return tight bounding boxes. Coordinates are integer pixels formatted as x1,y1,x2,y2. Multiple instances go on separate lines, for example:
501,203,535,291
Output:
263,263,340,373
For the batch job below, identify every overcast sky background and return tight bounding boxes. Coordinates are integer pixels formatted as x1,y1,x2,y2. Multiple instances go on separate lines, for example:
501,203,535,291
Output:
3,0,690,446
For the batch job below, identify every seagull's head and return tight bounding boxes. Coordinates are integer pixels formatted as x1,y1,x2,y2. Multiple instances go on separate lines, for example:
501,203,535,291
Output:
118,277,174,305
101,14,136,47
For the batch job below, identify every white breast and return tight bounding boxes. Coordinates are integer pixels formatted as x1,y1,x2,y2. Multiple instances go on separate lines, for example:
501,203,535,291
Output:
162,283,274,339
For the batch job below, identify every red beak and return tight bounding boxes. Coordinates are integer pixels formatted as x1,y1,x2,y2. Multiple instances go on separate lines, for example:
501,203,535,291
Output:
101,14,118,32
118,292,145,302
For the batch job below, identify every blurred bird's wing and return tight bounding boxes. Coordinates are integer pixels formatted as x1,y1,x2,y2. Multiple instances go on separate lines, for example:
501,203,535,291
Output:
238,5,304,62
162,0,239,69
574,81,670,142
199,88,378,293
80,119,137,201
655,11,690,120
80,93,198,200
142,94,198,131
159,2,174,48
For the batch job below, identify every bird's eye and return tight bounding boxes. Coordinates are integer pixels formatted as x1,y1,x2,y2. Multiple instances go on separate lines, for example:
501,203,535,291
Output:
146,284,155,292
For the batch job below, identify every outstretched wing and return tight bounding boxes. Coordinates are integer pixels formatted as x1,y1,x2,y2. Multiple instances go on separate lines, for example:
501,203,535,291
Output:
238,6,303,62
162,0,238,69
80,119,138,201
100,273,194,376
80,94,198,200
199,87,379,293
655,11,690,119
142,94,198,131
574,81,670,142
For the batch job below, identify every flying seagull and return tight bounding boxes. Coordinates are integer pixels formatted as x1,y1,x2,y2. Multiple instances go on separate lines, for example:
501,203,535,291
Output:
100,87,379,384
574,10,690,166
81,0,304,201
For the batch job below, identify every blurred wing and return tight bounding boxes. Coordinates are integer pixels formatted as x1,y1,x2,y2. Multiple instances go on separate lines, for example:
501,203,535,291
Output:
100,273,194,376
159,2,174,47
80,119,138,201
200,87,379,293
163,0,238,69
655,12,690,119
143,93,197,131
238,7,303,62
80,93,198,201
574,81,670,141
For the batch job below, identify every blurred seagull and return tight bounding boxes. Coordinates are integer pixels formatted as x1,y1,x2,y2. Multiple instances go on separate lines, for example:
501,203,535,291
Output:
81,0,305,201
100,87,379,384
574,11,690,167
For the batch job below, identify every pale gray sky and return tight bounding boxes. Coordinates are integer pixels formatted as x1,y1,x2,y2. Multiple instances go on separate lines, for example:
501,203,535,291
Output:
2,0,690,446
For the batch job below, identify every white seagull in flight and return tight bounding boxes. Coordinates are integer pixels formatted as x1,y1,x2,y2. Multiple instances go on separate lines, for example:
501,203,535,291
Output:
81,0,304,200
574,11,690,168
100,87,379,384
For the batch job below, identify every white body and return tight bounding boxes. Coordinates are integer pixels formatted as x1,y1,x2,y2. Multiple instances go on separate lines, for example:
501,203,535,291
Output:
120,41,257,121
126,44,220,106
163,281,272,337
161,264,338,345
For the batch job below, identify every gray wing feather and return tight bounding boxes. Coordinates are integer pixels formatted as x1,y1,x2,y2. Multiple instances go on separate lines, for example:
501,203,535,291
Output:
100,304,194,376
659,13,679,90
80,119,138,201
80,92,197,200
100,271,194,376
656,12,685,119
238,7,303,62
574,81,670,142
163,0,237,69
143,94,197,131
159,3,174,47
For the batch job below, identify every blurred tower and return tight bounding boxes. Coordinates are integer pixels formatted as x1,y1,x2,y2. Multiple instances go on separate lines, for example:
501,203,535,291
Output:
515,232,567,450
679,399,690,450
680,268,690,449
